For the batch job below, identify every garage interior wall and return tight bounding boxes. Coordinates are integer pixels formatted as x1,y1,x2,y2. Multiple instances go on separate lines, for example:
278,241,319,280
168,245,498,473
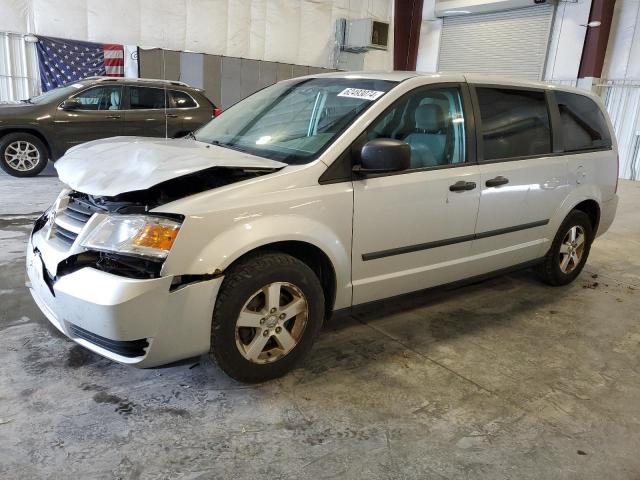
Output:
138,48,336,109
0,32,39,102
599,0,640,181
417,0,592,83
0,0,394,71
437,4,555,80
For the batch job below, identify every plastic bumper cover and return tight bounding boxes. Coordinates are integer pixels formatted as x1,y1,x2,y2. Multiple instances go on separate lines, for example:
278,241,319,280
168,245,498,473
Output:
26,235,222,367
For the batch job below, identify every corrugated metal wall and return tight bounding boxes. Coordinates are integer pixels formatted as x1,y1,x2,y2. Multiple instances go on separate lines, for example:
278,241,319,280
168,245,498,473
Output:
0,33,40,102
438,5,555,80
600,81,640,181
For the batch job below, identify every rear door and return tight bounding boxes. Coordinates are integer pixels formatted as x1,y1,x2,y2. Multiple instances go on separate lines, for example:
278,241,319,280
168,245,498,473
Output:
351,83,481,305
469,84,569,271
121,85,183,138
54,85,123,150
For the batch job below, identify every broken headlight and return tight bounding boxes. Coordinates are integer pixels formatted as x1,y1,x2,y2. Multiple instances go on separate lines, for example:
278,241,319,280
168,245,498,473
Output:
81,215,181,259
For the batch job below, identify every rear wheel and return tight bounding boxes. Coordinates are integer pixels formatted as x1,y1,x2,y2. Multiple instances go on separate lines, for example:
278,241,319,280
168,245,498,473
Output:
210,252,324,382
0,133,48,177
537,210,593,286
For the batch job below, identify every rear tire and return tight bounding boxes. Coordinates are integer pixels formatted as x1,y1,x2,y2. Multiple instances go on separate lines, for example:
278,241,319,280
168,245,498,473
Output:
0,132,48,177
536,210,593,286
210,252,325,382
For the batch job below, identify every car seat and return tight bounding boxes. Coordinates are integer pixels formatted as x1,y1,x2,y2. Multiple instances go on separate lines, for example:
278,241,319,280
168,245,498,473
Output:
403,104,448,168
109,90,120,110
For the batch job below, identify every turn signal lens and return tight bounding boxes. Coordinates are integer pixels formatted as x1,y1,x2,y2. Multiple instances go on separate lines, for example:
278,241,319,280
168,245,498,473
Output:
133,223,180,250
81,215,182,259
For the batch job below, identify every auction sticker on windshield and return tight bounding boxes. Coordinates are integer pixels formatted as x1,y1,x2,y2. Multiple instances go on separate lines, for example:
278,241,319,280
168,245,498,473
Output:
337,88,385,101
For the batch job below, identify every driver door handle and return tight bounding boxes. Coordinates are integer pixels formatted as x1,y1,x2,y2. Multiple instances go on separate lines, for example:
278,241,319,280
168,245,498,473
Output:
166,113,178,118
106,114,120,119
485,176,509,187
449,180,477,192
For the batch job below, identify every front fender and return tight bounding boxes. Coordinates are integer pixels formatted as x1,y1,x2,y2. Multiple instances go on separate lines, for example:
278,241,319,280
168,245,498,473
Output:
162,213,352,308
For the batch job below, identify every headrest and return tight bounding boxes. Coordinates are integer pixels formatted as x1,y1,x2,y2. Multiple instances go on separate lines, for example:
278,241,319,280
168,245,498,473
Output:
415,104,445,132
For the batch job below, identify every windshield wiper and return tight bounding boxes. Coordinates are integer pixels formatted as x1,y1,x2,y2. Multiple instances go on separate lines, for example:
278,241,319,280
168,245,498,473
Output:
21,99,33,104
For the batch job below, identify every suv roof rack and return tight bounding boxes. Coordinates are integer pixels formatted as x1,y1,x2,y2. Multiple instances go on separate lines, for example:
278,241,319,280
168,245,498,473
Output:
82,76,191,87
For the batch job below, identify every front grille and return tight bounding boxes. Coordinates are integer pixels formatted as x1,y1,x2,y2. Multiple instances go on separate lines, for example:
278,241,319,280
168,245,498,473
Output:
68,324,150,358
53,196,100,246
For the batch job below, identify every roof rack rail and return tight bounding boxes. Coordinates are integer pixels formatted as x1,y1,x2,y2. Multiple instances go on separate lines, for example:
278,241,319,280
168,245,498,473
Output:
81,76,191,87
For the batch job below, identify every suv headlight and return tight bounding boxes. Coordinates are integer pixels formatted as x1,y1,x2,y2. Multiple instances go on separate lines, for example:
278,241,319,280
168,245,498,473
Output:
81,215,181,259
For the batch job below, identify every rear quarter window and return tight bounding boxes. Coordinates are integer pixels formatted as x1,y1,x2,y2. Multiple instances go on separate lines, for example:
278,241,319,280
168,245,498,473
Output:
555,91,612,152
171,90,198,109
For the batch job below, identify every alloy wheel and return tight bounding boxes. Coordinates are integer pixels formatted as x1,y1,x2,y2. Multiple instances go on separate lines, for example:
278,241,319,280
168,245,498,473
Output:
234,281,309,364
4,141,40,172
559,225,586,274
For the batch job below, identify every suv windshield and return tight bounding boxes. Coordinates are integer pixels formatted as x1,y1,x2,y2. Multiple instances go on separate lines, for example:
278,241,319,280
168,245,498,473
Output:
26,83,86,104
194,78,397,164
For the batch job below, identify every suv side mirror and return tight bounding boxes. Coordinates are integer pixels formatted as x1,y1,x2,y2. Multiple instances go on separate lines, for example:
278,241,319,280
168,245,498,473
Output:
61,99,81,111
354,138,411,175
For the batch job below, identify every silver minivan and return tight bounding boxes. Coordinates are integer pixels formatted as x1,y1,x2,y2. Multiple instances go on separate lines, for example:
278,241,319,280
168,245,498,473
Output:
26,72,619,381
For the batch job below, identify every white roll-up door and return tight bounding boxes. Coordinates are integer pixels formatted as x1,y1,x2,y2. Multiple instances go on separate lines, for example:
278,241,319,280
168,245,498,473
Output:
438,4,555,80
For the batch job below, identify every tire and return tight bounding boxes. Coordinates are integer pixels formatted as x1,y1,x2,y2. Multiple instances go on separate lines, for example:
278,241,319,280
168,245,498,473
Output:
210,252,325,382
536,210,593,286
0,132,49,177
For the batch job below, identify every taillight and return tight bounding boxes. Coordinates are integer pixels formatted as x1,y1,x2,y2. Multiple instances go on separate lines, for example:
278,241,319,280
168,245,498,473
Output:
213,107,222,117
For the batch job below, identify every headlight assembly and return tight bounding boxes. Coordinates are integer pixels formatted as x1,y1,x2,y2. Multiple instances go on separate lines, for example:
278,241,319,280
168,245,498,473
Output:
81,215,181,259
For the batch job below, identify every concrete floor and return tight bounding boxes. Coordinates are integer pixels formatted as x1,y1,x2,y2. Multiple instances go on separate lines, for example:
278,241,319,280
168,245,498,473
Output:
1,165,639,479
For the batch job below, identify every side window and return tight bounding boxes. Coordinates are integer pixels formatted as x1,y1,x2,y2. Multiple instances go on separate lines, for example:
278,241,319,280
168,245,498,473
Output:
129,87,167,110
555,92,611,152
367,87,467,169
171,90,197,108
72,86,122,111
476,88,551,161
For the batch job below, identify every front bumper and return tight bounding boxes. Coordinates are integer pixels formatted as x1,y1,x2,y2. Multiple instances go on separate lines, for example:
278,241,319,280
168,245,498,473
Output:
26,230,222,367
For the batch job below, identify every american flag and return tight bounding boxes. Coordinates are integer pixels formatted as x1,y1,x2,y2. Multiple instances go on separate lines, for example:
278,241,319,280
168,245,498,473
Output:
36,36,124,92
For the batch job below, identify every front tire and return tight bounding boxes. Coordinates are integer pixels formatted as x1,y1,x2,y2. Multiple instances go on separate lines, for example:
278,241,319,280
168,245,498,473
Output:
0,133,48,177
210,252,325,382
537,210,593,286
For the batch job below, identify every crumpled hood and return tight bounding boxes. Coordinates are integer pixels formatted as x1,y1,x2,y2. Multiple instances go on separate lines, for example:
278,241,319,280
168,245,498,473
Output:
55,136,287,196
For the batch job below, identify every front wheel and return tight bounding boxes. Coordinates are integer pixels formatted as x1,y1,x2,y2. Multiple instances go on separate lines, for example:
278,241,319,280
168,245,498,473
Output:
209,252,325,382
0,133,48,177
537,210,593,286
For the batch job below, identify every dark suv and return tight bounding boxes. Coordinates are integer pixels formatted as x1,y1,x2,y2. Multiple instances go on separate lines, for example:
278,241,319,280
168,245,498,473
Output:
0,77,217,177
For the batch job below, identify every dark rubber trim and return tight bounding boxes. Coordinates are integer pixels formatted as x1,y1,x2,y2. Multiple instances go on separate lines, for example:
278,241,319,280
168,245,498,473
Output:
362,219,549,261
68,323,149,358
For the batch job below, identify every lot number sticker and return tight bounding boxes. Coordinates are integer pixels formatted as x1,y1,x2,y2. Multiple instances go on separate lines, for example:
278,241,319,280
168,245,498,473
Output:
337,88,385,101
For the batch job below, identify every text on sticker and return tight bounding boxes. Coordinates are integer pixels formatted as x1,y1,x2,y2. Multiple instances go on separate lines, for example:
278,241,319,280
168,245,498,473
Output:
337,88,385,101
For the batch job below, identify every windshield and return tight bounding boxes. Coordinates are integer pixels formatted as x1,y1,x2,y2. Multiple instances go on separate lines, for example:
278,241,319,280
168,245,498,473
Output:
26,83,85,104
194,78,397,164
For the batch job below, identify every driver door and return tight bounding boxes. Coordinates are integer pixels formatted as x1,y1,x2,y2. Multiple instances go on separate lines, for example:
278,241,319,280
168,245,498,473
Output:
351,84,481,305
54,85,124,151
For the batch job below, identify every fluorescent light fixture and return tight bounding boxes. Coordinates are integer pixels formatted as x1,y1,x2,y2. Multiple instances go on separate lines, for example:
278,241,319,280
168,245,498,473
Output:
256,135,272,145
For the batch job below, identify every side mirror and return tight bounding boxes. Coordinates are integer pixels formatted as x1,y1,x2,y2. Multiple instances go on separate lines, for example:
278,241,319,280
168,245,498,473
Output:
61,99,81,111
354,138,411,175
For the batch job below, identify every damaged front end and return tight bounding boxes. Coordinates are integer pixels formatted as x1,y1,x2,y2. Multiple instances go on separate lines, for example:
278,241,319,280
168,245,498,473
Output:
33,164,279,283
26,138,287,366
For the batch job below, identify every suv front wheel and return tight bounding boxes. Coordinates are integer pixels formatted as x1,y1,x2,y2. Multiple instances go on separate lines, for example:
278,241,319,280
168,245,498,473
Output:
0,132,48,177
209,252,325,382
